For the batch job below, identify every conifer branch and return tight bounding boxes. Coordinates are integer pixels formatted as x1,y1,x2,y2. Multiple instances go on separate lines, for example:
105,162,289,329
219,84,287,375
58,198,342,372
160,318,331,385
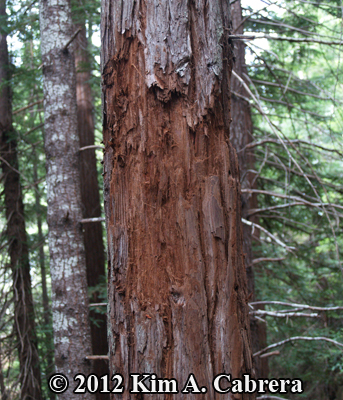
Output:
250,301,343,312
242,218,295,251
62,27,82,51
229,34,343,46
254,336,343,358
13,100,43,115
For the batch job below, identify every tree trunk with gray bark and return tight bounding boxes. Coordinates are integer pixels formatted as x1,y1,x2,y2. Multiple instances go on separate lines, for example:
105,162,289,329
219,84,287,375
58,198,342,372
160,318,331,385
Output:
101,1,255,399
0,1,42,398
32,146,55,392
230,0,268,380
39,0,94,397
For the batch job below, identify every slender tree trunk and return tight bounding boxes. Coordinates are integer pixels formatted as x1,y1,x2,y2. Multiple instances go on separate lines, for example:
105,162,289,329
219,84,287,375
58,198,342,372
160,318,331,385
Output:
39,0,93,397
0,1,43,398
75,22,109,395
102,1,254,399
0,343,8,400
32,146,55,390
230,0,268,379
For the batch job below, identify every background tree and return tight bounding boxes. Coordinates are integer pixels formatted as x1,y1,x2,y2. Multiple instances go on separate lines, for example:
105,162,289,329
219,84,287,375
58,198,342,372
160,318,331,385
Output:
38,0,94,395
230,0,268,380
0,0,42,398
1,0,105,397
238,0,343,398
73,1,108,389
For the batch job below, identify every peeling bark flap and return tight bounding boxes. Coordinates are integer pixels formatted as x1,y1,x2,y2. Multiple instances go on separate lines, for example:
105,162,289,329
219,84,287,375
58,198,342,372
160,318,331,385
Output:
203,176,225,241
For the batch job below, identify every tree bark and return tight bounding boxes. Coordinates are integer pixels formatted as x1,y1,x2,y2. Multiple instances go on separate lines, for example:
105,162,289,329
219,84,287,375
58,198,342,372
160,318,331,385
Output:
75,22,109,395
102,1,254,399
32,146,55,391
230,0,268,380
0,343,7,400
39,0,93,397
0,1,42,398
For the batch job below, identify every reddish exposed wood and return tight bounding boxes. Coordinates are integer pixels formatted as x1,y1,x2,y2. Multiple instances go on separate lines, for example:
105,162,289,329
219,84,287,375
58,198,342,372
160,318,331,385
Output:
0,2,42,397
230,0,268,379
75,23,109,397
102,1,254,399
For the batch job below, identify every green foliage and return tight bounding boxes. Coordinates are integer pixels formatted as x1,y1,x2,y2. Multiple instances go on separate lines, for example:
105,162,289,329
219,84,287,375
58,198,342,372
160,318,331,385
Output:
242,0,343,398
0,0,103,397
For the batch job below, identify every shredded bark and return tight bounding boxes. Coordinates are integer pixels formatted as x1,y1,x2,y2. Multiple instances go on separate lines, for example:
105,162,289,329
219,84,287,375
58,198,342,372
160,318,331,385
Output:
102,1,254,399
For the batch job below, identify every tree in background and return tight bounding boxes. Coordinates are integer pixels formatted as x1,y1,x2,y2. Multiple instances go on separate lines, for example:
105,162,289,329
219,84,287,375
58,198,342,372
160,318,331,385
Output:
101,0,254,397
39,0,94,395
230,0,268,380
0,0,42,398
239,0,343,397
73,3,108,390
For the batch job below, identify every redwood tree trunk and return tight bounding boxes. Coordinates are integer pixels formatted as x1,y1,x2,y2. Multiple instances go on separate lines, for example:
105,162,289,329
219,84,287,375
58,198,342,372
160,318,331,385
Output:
230,0,268,379
102,1,254,399
75,22,109,392
0,1,42,398
39,0,93,396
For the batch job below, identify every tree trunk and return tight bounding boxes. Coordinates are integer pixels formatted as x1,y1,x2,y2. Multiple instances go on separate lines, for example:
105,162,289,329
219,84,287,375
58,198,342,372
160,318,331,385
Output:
75,22,109,395
0,1,43,398
39,0,93,396
32,146,55,391
0,343,7,400
101,1,254,399
230,0,268,380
